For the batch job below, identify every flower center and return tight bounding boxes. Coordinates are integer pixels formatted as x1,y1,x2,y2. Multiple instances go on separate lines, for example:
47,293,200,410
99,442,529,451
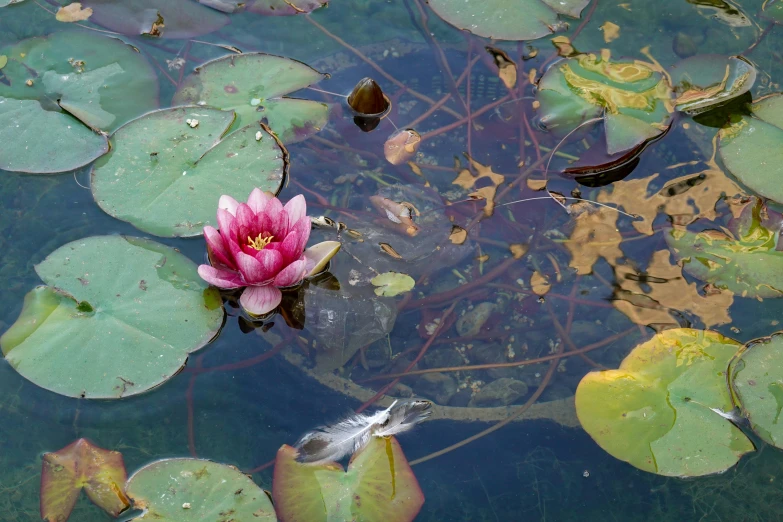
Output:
247,233,274,250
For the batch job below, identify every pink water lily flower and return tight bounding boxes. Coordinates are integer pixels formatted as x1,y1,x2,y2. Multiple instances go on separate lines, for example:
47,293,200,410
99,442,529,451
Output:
198,189,340,316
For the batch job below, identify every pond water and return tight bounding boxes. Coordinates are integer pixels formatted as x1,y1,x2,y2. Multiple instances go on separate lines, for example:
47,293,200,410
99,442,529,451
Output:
2,0,783,520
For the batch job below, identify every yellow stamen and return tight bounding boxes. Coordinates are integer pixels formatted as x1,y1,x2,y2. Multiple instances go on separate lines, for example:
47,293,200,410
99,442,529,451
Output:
247,233,274,250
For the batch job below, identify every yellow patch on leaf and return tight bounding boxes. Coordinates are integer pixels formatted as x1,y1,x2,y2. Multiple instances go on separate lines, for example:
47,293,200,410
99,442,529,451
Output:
56,2,93,22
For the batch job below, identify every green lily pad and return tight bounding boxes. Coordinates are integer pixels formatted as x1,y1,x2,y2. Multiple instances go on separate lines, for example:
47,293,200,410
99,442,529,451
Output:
665,198,783,298
762,0,783,24
0,236,223,399
428,0,590,41
172,53,329,144
81,0,228,38
0,0,26,6
246,0,327,15
718,93,783,204
273,437,424,522
41,439,130,522
536,53,673,159
730,332,783,448
91,107,287,237
575,328,754,477
671,55,756,114
0,31,158,173
371,272,415,297
125,458,275,521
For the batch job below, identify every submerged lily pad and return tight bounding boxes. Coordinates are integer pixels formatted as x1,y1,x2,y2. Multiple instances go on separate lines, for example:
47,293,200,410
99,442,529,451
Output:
575,328,753,477
246,0,327,15
428,0,590,41
671,55,756,114
81,0,228,38
0,31,158,173
665,198,783,298
0,236,223,399
41,439,129,522
126,458,275,521
172,53,329,143
273,437,424,522
536,53,673,171
730,332,783,448
718,93,783,204
91,107,287,237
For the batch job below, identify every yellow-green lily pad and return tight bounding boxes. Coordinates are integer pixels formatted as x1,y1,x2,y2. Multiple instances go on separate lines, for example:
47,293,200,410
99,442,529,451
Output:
370,272,415,297
575,328,754,477
272,437,424,522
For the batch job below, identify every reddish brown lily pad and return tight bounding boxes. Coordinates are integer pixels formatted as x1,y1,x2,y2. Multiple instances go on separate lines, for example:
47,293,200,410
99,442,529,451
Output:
272,436,424,522
40,438,129,522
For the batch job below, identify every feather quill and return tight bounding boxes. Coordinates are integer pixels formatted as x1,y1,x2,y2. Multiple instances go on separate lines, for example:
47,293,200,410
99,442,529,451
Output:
295,399,432,464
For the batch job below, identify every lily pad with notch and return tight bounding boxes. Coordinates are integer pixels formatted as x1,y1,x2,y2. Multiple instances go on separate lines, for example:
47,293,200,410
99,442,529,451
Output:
665,197,783,299
718,93,783,204
0,31,158,173
41,438,129,522
670,55,756,115
536,53,673,176
428,0,591,41
0,235,224,399
81,0,228,38
273,437,424,522
91,107,287,237
172,53,329,144
125,458,275,521
730,331,783,448
576,328,754,476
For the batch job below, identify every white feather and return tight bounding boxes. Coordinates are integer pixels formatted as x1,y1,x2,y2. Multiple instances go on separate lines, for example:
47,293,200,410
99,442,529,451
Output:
294,399,432,464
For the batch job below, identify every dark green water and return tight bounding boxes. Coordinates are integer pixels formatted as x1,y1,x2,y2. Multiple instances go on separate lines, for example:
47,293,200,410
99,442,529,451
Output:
2,0,783,520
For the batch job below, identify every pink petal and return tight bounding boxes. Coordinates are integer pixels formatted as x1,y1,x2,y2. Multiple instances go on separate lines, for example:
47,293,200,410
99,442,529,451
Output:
198,265,245,289
283,195,307,231
247,188,272,213
218,195,240,216
282,217,311,261
260,197,287,238
273,259,307,287
236,203,258,244
240,285,282,316
236,250,283,284
204,226,235,269
217,208,236,244
304,241,341,276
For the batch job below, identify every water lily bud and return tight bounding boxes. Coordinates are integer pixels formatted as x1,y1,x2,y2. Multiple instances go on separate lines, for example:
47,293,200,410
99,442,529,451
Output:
348,77,389,115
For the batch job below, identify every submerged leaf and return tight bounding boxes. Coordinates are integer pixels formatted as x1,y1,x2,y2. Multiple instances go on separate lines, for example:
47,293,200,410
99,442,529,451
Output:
371,272,415,297
576,328,753,477
41,439,129,522
81,0,227,38
452,155,505,216
384,129,421,166
563,205,623,274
